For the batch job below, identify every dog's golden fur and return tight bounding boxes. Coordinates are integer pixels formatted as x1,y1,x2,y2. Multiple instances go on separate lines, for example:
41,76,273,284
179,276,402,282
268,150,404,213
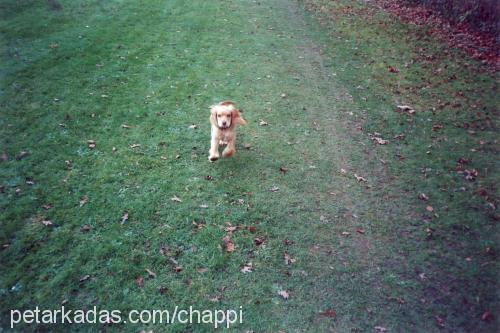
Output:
208,101,246,161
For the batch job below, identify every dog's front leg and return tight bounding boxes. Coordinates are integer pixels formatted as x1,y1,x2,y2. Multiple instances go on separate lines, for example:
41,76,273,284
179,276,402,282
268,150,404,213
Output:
222,139,235,158
208,136,220,161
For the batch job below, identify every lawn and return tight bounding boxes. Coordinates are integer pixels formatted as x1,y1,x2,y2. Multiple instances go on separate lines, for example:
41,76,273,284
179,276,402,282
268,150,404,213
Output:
0,0,498,332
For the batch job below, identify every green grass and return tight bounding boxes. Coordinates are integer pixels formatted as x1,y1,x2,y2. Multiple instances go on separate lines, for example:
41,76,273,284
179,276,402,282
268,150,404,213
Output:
1,0,498,332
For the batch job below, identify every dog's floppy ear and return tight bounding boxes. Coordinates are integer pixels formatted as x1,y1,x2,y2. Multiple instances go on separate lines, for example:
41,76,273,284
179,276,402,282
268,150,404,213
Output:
209,105,218,126
233,109,247,126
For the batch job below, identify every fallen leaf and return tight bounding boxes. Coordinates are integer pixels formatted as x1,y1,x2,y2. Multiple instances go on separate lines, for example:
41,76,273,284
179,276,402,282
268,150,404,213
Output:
259,119,268,126
192,221,205,233
121,124,132,129
25,177,34,185
225,225,237,233
279,166,288,174
396,105,415,114
42,203,53,210
0,152,8,161
197,267,208,273
432,123,443,131
246,226,257,233
278,290,289,299
388,66,399,73
283,239,292,246
284,252,296,265
374,326,388,332
82,224,90,232
129,144,140,148
222,236,235,252
270,185,280,192
174,266,182,273
243,143,252,149
254,237,264,246
369,133,389,145
16,151,29,160
159,286,168,294
241,262,253,273
42,220,53,226
354,174,367,182
320,309,337,318
135,276,144,287
435,315,445,328
463,169,478,181
145,269,156,278
79,195,88,207
121,210,129,224
79,275,90,283
356,228,365,234
189,124,198,129
170,196,182,202
426,206,434,212
87,140,96,149
418,193,429,201
481,310,492,321
340,168,347,174
341,231,351,236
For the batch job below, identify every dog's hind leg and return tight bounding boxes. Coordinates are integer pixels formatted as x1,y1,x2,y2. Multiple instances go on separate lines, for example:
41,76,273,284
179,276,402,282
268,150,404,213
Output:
222,140,235,158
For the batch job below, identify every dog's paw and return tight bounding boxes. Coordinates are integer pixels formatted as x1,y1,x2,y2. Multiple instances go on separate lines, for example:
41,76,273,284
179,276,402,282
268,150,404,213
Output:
222,149,234,158
208,155,219,161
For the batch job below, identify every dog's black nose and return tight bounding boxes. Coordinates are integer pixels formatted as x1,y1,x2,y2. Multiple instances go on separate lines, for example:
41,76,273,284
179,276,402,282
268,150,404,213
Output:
222,121,227,126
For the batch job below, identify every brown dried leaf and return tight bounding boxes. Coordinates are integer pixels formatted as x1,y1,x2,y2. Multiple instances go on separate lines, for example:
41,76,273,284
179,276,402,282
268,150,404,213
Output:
16,151,29,160
284,252,296,265
42,203,53,210
320,309,337,318
171,196,182,203
145,269,156,278
222,236,235,252
278,289,289,299
396,105,415,114
241,262,253,274
270,185,280,192
135,276,144,287
354,174,367,182
279,166,288,174
79,195,88,207
121,210,129,224
79,274,90,282
418,193,429,201
254,237,264,246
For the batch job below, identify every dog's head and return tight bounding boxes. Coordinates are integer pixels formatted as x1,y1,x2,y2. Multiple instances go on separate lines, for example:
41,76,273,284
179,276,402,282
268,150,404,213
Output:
210,101,245,129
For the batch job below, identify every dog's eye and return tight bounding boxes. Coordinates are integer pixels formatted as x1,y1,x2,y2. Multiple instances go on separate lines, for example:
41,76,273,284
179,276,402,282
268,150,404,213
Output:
217,114,221,117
